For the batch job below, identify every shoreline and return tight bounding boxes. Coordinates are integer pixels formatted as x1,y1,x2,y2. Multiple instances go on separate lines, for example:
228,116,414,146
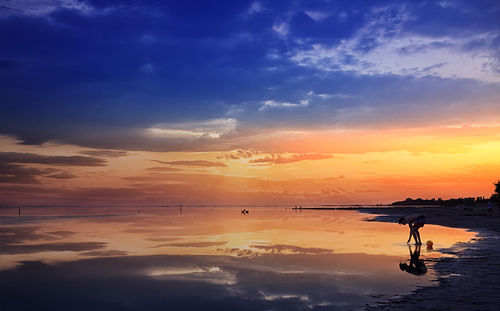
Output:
361,206,500,310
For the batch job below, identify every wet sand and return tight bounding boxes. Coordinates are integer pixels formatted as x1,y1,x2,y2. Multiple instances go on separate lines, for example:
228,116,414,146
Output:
362,206,500,310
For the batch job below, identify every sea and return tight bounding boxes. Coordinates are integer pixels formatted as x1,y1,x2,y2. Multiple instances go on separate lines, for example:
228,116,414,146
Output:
0,206,475,310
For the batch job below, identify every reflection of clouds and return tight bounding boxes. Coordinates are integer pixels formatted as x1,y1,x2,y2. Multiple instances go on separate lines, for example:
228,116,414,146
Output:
0,225,107,254
259,291,310,302
0,207,477,310
1,214,120,226
148,266,236,285
250,244,333,255
1,253,436,311
45,230,75,239
217,243,332,257
217,247,256,257
1,227,74,240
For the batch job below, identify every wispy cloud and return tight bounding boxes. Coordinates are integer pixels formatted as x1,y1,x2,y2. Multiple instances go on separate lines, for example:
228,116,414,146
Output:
247,2,263,15
152,160,229,167
0,0,97,18
249,153,332,165
304,10,331,22
272,22,289,36
156,241,227,248
44,171,77,179
145,167,183,172
0,152,106,166
79,150,127,158
0,163,55,184
290,8,500,82
259,100,309,111
0,152,103,184
149,119,237,139
217,149,260,160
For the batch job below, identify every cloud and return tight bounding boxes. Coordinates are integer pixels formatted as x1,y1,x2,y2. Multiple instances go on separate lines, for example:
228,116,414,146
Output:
1,241,106,254
0,0,499,154
44,171,77,179
0,152,107,166
304,10,331,22
79,150,127,158
0,151,101,184
0,0,96,18
149,119,237,139
217,149,260,160
145,167,183,172
290,5,500,82
140,63,154,73
140,34,157,44
152,160,229,167
292,33,500,82
249,153,332,165
272,22,289,36
0,172,353,206
80,250,129,257
154,242,228,248
0,163,56,184
246,2,263,16
259,100,309,111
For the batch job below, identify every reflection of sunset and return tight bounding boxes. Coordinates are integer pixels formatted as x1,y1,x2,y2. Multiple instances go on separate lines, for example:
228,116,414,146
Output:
0,207,475,270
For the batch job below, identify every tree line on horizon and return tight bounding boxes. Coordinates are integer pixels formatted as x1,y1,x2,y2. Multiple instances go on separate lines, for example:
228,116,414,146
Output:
392,180,500,207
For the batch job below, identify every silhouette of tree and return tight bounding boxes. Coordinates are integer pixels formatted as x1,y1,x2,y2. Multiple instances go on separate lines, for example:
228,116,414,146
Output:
392,180,500,208
495,180,500,207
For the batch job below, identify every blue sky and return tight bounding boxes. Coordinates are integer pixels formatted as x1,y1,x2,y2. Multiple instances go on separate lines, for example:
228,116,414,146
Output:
1,0,499,151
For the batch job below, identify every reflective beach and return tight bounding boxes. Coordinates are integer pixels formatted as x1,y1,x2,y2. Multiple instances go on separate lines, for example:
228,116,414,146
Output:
1,207,475,310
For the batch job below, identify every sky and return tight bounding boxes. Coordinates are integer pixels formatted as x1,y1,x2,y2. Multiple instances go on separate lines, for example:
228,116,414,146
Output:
1,0,500,206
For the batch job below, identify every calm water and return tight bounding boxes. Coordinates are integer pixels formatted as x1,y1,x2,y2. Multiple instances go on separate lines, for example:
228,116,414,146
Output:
0,207,474,310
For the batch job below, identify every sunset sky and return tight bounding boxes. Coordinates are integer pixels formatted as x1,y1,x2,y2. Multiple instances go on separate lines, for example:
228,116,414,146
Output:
1,0,499,206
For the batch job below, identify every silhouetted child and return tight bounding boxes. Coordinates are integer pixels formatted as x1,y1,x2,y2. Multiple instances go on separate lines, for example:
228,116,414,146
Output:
399,214,426,245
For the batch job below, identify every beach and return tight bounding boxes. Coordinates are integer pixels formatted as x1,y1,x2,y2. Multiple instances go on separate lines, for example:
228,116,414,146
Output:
362,206,500,310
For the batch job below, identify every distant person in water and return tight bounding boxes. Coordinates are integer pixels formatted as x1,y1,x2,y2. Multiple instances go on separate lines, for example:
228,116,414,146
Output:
399,214,426,245
399,244,427,276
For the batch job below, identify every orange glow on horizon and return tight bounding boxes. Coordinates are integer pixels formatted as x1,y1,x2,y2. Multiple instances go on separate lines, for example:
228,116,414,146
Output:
0,124,499,206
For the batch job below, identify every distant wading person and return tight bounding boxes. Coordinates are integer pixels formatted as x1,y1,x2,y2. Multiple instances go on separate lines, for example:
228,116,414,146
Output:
399,214,426,245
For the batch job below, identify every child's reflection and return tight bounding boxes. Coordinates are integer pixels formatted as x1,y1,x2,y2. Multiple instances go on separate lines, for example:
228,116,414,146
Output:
399,245,427,276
